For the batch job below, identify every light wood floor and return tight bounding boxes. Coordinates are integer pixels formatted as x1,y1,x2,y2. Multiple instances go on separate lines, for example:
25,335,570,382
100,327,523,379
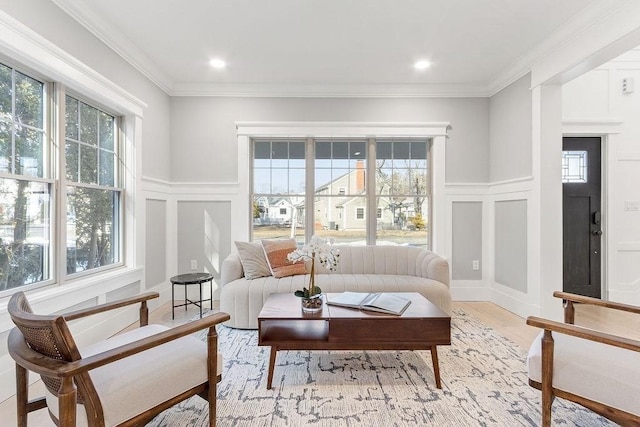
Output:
3,300,639,426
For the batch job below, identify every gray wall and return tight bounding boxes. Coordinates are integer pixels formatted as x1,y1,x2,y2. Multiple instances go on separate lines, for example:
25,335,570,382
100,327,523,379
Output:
452,201,483,280
494,200,528,292
489,73,533,182
0,0,172,181
177,201,232,285
145,199,167,289
170,97,490,184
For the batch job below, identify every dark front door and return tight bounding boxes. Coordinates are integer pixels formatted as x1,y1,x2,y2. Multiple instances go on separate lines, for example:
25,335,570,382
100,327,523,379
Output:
562,137,602,298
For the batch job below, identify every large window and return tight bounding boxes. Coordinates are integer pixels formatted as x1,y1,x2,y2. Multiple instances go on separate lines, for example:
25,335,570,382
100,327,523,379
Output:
0,62,123,293
65,96,121,274
251,137,430,248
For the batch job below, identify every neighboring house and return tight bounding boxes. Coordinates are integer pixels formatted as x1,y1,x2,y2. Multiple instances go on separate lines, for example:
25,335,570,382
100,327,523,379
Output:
254,196,303,226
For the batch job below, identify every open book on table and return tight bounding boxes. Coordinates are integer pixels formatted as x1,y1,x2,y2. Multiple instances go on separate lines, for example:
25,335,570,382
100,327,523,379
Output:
326,292,412,316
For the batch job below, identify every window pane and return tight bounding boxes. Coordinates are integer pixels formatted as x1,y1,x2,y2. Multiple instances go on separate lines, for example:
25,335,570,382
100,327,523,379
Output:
562,150,588,183
271,168,288,193
315,142,331,159
376,197,428,248
80,102,98,146
99,150,115,187
375,139,429,248
99,112,114,151
65,97,79,140
253,169,271,193
289,140,305,159
314,196,366,245
0,178,51,290
0,64,11,115
289,168,305,193
251,196,304,245
254,140,270,159
80,145,98,184
15,72,44,128
66,186,119,273
65,141,79,181
15,127,43,177
0,126,10,173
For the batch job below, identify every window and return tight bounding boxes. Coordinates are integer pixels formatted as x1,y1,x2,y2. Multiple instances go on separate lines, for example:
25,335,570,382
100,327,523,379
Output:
0,61,124,293
251,137,430,248
279,208,287,215
562,150,588,183
65,96,121,273
0,64,51,292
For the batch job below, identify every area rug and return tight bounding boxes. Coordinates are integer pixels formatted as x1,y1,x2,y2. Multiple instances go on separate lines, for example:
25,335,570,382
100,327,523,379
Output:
149,309,613,426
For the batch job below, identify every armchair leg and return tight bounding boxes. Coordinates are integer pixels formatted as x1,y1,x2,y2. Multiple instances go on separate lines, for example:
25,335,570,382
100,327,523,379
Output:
541,330,555,427
207,326,219,427
58,377,77,427
15,364,28,427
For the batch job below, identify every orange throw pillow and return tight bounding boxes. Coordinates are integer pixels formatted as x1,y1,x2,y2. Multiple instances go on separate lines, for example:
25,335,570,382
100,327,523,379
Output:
261,238,307,278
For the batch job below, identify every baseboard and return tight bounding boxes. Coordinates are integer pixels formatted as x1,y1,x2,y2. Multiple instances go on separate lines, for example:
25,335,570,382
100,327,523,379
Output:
489,285,539,319
450,280,492,301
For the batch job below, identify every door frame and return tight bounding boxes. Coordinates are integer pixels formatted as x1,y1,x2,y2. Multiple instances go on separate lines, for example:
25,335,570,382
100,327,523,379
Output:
562,119,621,300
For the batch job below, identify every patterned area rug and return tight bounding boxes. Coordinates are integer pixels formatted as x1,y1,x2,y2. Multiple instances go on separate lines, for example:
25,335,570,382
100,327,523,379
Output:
149,309,612,426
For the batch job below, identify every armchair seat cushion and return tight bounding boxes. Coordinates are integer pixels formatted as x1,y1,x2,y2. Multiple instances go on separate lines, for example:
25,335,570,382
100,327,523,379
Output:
46,324,222,427
527,331,640,417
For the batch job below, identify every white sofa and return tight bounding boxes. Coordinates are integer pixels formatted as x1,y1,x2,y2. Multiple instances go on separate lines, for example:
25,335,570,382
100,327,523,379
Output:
220,245,451,329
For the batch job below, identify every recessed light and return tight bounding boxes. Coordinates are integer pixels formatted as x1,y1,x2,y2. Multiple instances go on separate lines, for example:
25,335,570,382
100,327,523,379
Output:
210,58,226,69
414,60,431,70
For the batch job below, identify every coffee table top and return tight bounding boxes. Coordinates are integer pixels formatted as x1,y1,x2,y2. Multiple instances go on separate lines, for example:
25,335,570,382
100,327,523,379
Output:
258,292,449,321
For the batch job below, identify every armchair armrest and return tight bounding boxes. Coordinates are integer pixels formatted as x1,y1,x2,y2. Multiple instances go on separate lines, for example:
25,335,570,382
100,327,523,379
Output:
63,292,159,326
553,291,640,324
526,315,640,353
9,311,231,379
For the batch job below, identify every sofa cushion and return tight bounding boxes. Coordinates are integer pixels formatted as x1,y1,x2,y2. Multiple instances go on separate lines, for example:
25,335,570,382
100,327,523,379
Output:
235,241,272,279
527,331,640,417
261,238,306,278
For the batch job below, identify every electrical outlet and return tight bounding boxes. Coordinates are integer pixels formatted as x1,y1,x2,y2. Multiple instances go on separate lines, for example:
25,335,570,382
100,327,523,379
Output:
190,259,197,270
472,260,480,271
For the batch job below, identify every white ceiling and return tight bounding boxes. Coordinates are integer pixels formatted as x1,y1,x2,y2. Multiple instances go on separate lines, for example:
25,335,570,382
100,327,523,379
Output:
52,0,609,97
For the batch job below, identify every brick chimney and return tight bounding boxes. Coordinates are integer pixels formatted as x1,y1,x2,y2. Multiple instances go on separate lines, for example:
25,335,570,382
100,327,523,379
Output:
355,160,365,192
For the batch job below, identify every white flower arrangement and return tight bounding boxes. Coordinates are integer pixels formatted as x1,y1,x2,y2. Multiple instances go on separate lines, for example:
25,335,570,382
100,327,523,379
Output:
287,235,340,298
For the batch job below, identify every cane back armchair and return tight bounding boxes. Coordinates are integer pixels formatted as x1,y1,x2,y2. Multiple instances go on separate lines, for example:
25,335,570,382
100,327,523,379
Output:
8,291,230,427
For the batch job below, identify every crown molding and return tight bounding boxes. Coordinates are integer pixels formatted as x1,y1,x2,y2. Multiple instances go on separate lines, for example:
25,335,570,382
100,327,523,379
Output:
51,0,174,95
170,82,490,98
487,0,630,96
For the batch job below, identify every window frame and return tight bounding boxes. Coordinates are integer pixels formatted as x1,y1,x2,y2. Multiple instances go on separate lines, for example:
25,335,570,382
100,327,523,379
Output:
0,61,129,296
60,91,125,280
238,122,449,252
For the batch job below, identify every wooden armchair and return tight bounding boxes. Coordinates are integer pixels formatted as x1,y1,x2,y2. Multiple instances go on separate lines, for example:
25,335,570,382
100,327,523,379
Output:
526,291,640,426
8,291,230,427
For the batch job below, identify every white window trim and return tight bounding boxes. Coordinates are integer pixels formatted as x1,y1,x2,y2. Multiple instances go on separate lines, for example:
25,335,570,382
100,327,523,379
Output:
236,121,449,253
355,207,365,220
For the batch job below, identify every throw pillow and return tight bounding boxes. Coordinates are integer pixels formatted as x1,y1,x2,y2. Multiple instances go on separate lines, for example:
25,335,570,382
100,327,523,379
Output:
261,238,307,278
234,241,272,280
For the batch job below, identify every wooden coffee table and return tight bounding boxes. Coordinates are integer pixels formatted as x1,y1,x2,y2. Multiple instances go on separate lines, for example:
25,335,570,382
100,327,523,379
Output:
258,292,451,389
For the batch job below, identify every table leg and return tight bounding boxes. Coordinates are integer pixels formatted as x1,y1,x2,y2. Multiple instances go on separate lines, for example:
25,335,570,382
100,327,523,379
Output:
209,279,213,310
184,284,187,312
199,281,203,318
267,346,277,389
430,345,442,389
171,283,175,320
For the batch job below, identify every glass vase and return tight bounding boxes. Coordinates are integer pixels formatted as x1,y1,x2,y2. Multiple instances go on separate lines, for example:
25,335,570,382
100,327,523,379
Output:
301,294,323,312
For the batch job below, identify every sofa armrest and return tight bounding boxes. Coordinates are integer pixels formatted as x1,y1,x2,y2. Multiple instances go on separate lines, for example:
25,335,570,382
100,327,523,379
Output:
418,252,450,288
221,253,244,286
